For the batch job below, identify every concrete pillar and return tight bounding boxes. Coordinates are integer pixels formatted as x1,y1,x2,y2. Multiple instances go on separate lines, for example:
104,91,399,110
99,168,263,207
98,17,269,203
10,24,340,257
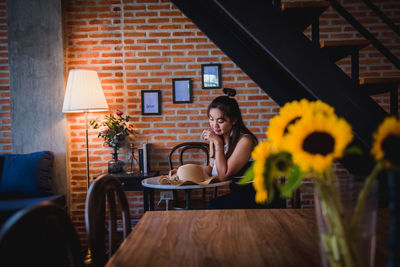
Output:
6,0,66,194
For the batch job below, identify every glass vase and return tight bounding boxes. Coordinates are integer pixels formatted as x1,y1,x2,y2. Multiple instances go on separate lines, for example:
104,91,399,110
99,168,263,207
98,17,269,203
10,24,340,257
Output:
108,152,124,173
314,177,379,267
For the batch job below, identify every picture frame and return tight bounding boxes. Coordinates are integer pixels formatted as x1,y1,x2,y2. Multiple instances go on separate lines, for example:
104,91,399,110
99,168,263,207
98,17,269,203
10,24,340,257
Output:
201,63,221,89
172,78,192,104
141,90,161,115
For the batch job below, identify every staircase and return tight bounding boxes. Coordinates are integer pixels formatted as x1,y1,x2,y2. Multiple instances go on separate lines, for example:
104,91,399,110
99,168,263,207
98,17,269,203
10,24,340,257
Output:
281,0,400,116
171,0,399,172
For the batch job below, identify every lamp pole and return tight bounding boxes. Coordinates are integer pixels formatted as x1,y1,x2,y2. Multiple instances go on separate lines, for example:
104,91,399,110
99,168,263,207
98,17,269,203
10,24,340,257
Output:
85,110,90,189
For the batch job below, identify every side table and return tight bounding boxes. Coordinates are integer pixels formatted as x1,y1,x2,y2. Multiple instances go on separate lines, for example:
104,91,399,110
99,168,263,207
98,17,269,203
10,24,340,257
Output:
100,171,159,211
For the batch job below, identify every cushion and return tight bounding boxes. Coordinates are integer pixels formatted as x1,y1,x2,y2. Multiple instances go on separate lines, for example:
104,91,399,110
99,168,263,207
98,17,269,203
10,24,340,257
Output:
0,151,54,198
0,195,65,225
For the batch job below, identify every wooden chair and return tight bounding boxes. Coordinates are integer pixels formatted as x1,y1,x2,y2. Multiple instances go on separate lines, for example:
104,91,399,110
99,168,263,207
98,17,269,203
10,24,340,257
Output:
168,142,210,209
0,201,84,267
85,174,131,267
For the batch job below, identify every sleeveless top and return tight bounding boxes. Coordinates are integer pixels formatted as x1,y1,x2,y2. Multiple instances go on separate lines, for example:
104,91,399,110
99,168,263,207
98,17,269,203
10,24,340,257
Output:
211,134,255,177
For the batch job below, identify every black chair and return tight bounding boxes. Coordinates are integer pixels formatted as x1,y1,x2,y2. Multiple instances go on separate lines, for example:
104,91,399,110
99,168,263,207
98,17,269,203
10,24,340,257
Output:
0,201,84,267
168,142,210,169
168,142,210,209
85,174,131,267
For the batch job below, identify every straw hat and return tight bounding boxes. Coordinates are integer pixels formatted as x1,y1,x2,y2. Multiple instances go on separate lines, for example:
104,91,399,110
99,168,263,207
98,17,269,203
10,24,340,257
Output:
159,164,218,186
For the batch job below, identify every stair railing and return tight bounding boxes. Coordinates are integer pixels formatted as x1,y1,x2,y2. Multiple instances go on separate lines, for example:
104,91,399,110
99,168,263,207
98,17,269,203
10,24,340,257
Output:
327,0,400,71
362,0,400,39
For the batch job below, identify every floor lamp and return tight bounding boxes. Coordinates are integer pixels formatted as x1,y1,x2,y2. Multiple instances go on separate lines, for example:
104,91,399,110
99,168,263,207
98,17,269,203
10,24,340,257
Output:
62,69,108,189
62,69,108,264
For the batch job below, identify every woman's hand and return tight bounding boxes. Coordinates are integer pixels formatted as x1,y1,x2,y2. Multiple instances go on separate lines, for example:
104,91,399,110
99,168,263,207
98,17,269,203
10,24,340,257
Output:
202,129,219,143
169,168,178,177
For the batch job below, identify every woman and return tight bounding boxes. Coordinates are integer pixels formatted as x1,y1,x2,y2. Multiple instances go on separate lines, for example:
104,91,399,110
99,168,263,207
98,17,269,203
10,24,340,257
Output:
201,88,257,180
202,88,282,209
169,88,257,179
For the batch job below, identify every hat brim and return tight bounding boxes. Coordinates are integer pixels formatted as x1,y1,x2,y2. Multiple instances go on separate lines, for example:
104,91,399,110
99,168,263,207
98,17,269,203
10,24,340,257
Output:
158,175,219,186
180,175,218,186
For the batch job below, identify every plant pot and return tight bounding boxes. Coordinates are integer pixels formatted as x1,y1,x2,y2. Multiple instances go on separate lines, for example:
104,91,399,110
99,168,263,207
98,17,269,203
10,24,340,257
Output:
314,177,379,267
108,152,124,173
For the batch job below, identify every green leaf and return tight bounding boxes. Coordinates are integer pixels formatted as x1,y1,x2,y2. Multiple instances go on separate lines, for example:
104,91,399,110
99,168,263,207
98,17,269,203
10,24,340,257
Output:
238,162,255,185
263,155,276,204
344,145,363,156
280,165,303,198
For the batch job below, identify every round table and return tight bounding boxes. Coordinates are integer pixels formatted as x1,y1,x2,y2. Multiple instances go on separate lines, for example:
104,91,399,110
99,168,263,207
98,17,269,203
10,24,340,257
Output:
141,176,231,210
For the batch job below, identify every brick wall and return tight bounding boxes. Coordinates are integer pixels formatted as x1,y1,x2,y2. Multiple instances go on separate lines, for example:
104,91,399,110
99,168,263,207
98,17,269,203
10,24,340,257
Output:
0,0,11,153
65,0,399,245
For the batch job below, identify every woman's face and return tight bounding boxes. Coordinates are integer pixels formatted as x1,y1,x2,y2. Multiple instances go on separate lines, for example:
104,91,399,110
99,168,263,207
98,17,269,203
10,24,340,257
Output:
208,108,233,136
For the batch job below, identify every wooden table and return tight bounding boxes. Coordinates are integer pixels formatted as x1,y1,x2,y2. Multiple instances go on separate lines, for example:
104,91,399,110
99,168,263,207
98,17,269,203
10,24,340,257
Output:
141,176,231,210
106,209,390,267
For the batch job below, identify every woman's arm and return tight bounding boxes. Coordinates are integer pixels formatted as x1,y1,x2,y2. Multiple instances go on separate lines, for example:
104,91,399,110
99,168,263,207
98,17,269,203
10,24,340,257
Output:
215,136,254,181
203,140,214,176
202,165,213,176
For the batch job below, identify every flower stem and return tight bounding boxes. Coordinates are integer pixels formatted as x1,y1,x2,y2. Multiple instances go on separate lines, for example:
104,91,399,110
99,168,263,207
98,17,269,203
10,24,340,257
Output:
316,170,362,267
350,161,384,236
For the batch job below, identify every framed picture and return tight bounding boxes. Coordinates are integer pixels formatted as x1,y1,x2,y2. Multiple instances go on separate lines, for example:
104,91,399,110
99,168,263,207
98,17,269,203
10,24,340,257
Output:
201,63,221,89
141,90,161,115
172,78,192,104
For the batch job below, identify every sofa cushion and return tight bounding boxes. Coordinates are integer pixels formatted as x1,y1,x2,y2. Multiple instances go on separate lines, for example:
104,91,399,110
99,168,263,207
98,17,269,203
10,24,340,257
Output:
0,151,54,198
0,195,65,225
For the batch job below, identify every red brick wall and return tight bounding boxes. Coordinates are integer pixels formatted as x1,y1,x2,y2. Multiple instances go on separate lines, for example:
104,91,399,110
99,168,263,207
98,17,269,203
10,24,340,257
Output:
0,0,11,153
62,0,399,244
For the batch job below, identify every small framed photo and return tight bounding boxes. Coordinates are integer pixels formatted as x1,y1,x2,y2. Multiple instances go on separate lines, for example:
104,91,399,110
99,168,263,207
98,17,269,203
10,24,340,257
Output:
141,90,161,115
201,63,221,89
172,78,192,104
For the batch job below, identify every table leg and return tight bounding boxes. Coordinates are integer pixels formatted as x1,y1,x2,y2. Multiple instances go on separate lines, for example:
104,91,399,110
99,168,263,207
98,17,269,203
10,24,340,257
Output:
185,189,192,210
149,188,154,211
143,188,149,212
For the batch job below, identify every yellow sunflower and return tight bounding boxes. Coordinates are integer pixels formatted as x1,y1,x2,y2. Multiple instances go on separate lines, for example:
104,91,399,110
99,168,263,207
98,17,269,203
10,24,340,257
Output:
283,112,353,174
371,117,400,167
267,99,335,151
251,140,272,203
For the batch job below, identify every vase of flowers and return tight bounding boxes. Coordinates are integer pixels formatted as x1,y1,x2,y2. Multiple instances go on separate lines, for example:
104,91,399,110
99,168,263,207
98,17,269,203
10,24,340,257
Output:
90,110,135,173
313,175,379,267
240,99,398,267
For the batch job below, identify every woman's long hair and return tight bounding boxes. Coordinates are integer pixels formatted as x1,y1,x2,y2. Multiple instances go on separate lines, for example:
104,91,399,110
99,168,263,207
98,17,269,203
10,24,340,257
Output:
207,90,258,159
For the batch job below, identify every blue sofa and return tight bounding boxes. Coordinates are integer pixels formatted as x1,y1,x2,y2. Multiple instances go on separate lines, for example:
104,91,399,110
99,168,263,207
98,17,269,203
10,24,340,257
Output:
0,151,65,225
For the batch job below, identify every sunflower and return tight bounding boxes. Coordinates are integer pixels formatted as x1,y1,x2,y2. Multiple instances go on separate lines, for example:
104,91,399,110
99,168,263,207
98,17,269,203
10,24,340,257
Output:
251,140,272,203
371,117,400,167
267,99,335,151
283,112,353,173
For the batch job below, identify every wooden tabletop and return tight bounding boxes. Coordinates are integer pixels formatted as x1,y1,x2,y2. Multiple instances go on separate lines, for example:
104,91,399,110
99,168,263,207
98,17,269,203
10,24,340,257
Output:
106,209,389,267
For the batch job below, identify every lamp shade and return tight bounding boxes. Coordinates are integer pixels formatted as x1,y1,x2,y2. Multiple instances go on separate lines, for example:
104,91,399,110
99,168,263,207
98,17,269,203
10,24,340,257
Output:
62,69,108,113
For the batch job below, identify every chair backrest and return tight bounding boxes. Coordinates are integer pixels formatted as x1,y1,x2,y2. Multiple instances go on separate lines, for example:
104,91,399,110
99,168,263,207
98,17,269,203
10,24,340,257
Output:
85,174,131,267
168,142,210,170
0,201,84,267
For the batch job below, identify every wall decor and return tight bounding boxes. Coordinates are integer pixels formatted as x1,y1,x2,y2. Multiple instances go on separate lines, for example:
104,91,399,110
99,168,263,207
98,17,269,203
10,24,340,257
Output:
172,78,192,104
201,63,221,89
141,90,161,115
